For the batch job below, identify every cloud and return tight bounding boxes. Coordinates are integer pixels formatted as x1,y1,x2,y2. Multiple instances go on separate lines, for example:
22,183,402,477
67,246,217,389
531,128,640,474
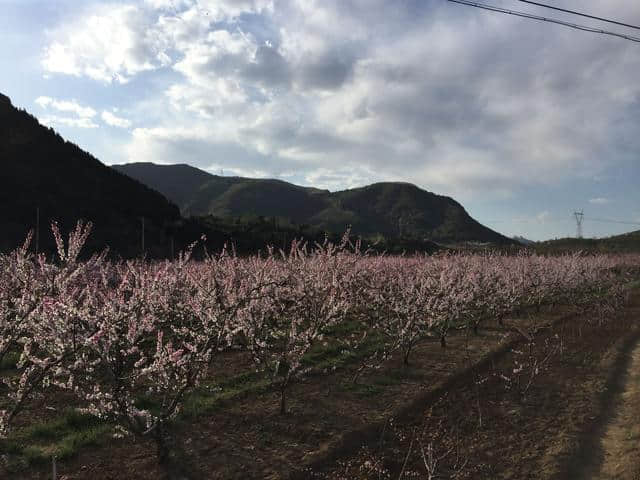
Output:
35,96,99,128
39,115,99,129
35,96,96,118
101,111,132,128
40,1,640,197
589,197,610,205
144,0,191,9
42,5,170,83
41,0,276,85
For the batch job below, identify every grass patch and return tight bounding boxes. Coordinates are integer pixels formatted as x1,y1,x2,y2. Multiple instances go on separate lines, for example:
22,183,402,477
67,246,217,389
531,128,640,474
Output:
0,351,20,371
324,318,362,336
180,371,270,419
55,425,111,459
22,410,101,442
339,381,385,397
371,374,402,387
1,410,112,472
336,367,421,397
628,279,640,290
17,410,98,443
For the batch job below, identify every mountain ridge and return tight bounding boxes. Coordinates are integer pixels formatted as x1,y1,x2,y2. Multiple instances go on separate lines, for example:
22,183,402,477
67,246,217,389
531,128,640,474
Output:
0,95,181,256
113,162,515,246
0,90,514,255
535,229,640,253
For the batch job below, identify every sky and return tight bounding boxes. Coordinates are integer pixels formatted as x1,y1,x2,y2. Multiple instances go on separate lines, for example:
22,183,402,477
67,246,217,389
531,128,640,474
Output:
2,0,640,241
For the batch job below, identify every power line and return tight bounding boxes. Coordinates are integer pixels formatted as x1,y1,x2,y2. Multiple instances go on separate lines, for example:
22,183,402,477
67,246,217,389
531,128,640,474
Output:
486,216,640,226
486,218,566,224
585,217,640,226
514,0,640,32
445,0,640,43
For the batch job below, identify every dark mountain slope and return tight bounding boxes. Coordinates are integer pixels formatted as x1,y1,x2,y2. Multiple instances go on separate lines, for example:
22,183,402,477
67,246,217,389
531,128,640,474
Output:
188,178,328,222
114,163,514,245
112,163,330,221
111,162,213,208
536,230,640,253
0,94,180,256
321,182,510,244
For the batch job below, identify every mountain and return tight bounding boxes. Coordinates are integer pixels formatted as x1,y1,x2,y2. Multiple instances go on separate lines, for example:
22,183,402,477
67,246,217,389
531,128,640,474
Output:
110,162,214,208
112,163,330,223
113,162,514,245
513,235,536,246
536,230,640,254
0,94,181,257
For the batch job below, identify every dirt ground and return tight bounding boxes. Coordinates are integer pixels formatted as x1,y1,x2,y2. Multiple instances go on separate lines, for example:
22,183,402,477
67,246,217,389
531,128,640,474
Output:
588,336,640,480
3,292,640,479
316,292,640,480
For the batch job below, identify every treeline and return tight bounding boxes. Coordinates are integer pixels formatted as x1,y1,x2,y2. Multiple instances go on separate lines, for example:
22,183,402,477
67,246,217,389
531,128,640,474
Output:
4,212,444,260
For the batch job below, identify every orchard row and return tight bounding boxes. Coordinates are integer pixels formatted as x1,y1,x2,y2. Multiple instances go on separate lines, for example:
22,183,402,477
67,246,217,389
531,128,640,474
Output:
0,222,636,462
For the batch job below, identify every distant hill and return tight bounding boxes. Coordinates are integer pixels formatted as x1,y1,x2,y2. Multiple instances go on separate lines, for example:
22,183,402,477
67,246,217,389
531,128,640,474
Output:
0,94,181,256
536,230,640,254
114,163,515,246
513,235,536,246
0,93,505,257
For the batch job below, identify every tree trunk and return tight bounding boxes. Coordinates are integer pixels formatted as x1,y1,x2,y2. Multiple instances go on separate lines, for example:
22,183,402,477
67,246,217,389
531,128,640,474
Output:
154,426,171,466
352,363,365,384
403,346,411,366
440,335,447,349
279,387,287,415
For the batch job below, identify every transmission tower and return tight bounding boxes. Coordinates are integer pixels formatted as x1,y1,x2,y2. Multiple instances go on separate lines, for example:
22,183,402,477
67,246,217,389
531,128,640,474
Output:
573,210,584,238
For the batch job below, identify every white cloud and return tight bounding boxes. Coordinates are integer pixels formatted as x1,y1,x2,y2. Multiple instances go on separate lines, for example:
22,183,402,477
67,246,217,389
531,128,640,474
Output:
39,115,99,129
193,0,274,22
42,5,169,83
40,1,640,196
589,197,610,205
144,0,191,9
35,96,96,118
35,96,99,129
101,111,132,128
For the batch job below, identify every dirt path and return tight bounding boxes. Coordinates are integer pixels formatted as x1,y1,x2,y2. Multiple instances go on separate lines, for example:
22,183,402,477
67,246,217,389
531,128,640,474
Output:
309,290,640,480
593,340,640,480
559,295,640,480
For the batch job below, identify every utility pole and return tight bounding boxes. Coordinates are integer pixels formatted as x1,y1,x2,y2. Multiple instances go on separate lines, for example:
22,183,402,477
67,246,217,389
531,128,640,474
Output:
573,210,584,238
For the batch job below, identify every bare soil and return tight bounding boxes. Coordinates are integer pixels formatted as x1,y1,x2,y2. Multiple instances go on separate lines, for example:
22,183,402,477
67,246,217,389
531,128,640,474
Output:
595,344,640,480
3,294,640,479
316,293,640,480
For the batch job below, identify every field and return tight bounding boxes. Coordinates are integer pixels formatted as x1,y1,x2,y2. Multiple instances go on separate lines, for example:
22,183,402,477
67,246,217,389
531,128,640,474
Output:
1,222,640,479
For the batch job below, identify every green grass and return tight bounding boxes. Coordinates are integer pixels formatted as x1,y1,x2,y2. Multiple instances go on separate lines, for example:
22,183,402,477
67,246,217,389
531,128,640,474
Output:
1,409,112,472
339,381,386,397
0,351,20,371
628,278,640,290
180,372,270,419
0,325,393,473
